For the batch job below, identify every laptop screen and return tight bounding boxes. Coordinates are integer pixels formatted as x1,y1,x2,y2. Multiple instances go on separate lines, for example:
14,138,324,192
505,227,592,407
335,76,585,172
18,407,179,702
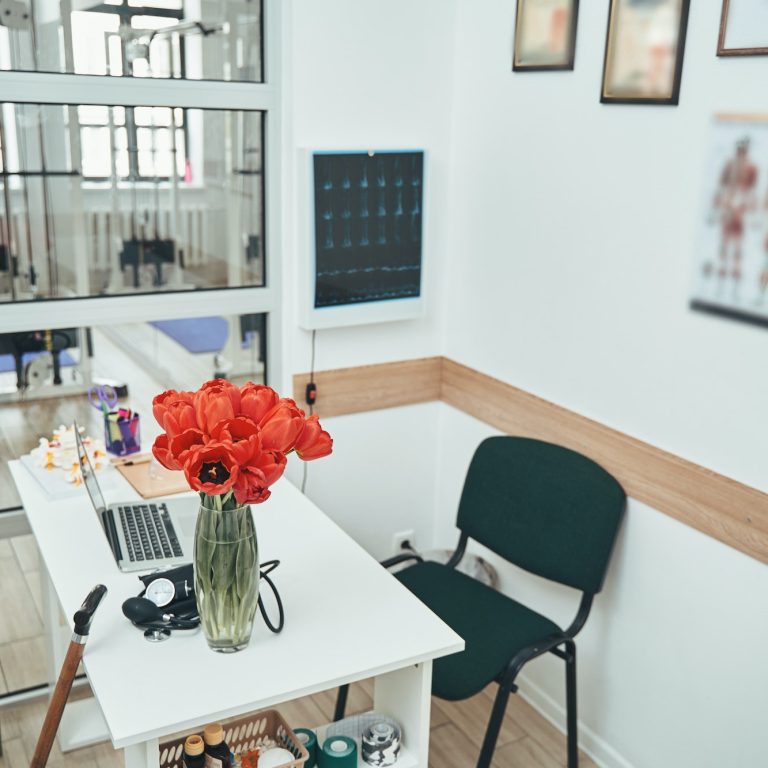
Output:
74,423,108,517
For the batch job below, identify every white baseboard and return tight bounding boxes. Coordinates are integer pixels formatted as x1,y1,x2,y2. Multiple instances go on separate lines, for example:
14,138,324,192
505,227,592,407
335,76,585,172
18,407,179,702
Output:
516,673,635,768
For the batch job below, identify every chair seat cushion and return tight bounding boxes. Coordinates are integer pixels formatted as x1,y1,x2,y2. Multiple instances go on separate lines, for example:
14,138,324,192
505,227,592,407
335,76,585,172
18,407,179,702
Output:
396,561,562,701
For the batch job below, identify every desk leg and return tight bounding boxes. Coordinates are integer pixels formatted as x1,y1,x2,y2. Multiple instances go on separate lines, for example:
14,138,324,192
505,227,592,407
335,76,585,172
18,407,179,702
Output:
41,565,110,752
41,563,65,686
124,738,159,768
374,661,433,767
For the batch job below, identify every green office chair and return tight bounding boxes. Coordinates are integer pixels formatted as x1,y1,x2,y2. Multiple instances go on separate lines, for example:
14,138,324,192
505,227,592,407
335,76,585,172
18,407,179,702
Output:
334,436,626,768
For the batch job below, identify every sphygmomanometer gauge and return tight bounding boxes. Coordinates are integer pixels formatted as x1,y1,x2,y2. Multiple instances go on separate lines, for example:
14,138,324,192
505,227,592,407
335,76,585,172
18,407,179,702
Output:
145,577,175,608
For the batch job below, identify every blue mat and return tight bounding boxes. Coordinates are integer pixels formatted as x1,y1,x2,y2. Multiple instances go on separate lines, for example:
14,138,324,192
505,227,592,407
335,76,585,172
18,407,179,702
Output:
0,349,76,374
150,317,230,354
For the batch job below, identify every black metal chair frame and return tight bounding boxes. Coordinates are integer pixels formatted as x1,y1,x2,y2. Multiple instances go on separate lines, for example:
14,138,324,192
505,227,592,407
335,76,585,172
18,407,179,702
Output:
334,530,600,768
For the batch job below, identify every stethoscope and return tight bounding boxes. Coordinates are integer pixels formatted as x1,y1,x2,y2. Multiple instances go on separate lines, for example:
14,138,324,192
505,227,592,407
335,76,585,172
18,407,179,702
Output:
122,560,285,642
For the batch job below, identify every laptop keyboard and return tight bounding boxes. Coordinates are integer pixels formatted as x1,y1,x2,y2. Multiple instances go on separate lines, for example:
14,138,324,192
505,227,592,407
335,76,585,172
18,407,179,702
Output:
118,504,184,563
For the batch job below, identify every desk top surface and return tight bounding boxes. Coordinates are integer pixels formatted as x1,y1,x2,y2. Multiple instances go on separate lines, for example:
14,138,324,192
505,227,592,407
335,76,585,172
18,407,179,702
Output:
10,461,463,748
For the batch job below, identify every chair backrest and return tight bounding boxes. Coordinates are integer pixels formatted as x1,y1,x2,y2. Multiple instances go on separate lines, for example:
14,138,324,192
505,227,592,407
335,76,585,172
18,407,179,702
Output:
456,436,626,594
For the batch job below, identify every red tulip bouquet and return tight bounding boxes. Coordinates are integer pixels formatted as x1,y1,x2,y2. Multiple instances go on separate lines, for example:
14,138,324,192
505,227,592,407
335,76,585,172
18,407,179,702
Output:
151,379,332,651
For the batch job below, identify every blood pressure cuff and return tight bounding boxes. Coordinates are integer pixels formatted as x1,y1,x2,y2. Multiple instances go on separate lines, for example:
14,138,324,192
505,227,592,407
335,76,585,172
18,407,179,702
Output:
138,563,195,610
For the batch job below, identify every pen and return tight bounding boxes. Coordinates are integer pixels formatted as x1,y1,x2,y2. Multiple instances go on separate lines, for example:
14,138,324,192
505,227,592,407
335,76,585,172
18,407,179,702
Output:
111,455,152,467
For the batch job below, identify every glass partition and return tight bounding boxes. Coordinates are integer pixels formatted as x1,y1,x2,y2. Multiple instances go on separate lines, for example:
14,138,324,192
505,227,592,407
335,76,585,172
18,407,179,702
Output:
0,311,267,511
0,0,263,82
0,311,266,697
0,102,265,302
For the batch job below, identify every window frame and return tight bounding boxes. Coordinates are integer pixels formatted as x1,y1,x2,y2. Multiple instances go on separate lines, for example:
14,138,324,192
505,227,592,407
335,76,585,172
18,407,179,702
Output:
0,0,283,389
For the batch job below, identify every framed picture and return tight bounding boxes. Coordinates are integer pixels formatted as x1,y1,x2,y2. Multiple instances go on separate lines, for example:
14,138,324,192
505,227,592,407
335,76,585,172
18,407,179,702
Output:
601,0,691,105
513,0,580,71
718,0,768,56
690,114,768,329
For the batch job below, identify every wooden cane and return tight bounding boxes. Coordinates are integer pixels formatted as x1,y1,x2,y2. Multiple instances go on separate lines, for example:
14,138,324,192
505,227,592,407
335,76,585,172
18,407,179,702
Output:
30,584,107,768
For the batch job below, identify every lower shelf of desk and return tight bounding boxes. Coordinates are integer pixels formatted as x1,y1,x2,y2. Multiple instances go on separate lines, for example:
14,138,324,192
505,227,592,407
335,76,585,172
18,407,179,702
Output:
314,718,417,768
58,695,110,752
54,697,421,768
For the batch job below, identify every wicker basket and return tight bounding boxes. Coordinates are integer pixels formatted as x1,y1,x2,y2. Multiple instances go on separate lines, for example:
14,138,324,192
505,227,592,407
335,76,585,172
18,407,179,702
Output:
159,708,310,768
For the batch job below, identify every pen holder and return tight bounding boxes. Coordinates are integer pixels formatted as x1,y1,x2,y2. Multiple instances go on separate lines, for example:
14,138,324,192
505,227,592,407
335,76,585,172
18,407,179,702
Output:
104,412,141,456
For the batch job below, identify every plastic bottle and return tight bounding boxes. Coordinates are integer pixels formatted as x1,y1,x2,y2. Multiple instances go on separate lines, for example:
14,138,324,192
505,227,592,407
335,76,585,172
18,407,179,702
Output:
203,723,231,768
183,735,206,768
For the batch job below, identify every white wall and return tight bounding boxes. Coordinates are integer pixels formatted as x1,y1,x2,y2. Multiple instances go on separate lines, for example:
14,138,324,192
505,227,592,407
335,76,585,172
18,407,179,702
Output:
281,0,456,538
444,0,768,491
283,0,456,375
285,403,441,561
440,3,768,767
282,3,768,765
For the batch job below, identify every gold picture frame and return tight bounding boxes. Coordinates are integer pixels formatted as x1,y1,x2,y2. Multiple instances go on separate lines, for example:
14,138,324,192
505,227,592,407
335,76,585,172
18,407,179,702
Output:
512,0,580,71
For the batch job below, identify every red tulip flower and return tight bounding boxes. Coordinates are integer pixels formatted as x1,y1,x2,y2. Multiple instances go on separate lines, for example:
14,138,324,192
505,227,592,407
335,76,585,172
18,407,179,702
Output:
240,382,280,424
152,433,182,471
259,399,306,452
152,389,194,429
152,379,332,504
233,467,271,505
193,379,241,434
295,414,333,461
169,427,207,464
184,442,239,495
162,401,199,439
211,417,261,464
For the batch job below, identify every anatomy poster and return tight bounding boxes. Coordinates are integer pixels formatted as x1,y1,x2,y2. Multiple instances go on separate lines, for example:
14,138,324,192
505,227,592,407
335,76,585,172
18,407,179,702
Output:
691,116,768,327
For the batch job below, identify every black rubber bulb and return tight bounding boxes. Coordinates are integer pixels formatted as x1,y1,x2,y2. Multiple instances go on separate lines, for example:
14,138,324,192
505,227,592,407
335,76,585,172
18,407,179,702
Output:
122,596,163,624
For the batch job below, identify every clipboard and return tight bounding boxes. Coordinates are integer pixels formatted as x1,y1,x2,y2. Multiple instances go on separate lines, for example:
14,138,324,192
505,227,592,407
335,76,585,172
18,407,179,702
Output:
112,455,190,498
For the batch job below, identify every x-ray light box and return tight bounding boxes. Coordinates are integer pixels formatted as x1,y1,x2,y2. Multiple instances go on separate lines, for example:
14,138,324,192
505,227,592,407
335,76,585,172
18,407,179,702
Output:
299,149,426,329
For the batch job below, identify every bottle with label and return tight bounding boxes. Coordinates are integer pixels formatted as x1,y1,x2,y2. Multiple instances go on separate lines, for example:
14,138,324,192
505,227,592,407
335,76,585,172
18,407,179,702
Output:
203,724,231,768
183,735,206,768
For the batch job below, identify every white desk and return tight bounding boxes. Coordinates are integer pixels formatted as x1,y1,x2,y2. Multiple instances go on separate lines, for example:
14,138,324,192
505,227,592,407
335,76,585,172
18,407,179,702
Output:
9,461,463,768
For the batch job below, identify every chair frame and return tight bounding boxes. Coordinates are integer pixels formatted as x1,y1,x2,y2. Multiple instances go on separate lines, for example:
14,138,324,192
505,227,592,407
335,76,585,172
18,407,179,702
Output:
334,530,597,768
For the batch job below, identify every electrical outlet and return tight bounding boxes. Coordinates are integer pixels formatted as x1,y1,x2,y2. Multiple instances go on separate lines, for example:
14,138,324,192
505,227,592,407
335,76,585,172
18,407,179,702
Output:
392,529,415,555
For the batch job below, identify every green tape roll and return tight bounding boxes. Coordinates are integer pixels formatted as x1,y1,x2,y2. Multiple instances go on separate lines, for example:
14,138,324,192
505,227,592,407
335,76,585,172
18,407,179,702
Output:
294,728,318,767
319,735,357,768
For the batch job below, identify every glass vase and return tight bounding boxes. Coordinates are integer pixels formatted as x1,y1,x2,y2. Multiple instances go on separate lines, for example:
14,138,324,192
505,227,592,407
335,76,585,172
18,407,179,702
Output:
194,499,259,653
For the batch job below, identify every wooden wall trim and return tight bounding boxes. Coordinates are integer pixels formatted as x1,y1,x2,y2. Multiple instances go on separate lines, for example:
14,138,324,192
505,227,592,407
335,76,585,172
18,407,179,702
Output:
295,357,768,564
293,357,442,419
441,359,768,564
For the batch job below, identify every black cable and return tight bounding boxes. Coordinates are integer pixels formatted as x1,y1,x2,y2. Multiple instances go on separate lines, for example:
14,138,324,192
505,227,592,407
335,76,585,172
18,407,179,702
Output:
301,330,318,494
309,328,317,416
257,559,284,633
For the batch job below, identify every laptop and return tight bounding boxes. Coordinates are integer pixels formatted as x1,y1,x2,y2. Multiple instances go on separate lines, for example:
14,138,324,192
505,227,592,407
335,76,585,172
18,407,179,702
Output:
75,424,197,573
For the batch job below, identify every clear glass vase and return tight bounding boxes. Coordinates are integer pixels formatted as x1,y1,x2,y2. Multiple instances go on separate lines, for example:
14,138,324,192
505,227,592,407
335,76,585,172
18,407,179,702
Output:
194,499,259,653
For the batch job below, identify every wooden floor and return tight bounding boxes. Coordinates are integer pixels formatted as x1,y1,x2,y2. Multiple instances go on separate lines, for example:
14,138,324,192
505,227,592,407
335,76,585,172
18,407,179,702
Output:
0,676,597,768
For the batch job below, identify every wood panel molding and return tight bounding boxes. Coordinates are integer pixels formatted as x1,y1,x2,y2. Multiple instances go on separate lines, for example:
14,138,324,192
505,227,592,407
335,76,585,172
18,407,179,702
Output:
293,357,443,419
294,357,768,564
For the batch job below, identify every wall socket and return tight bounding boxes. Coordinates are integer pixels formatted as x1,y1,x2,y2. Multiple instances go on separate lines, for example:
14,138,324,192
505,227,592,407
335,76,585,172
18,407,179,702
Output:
392,529,415,555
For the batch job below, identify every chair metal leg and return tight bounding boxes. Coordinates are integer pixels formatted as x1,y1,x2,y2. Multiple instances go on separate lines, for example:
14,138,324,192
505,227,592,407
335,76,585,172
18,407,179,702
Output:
565,640,579,768
476,683,512,768
333,684,350,722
